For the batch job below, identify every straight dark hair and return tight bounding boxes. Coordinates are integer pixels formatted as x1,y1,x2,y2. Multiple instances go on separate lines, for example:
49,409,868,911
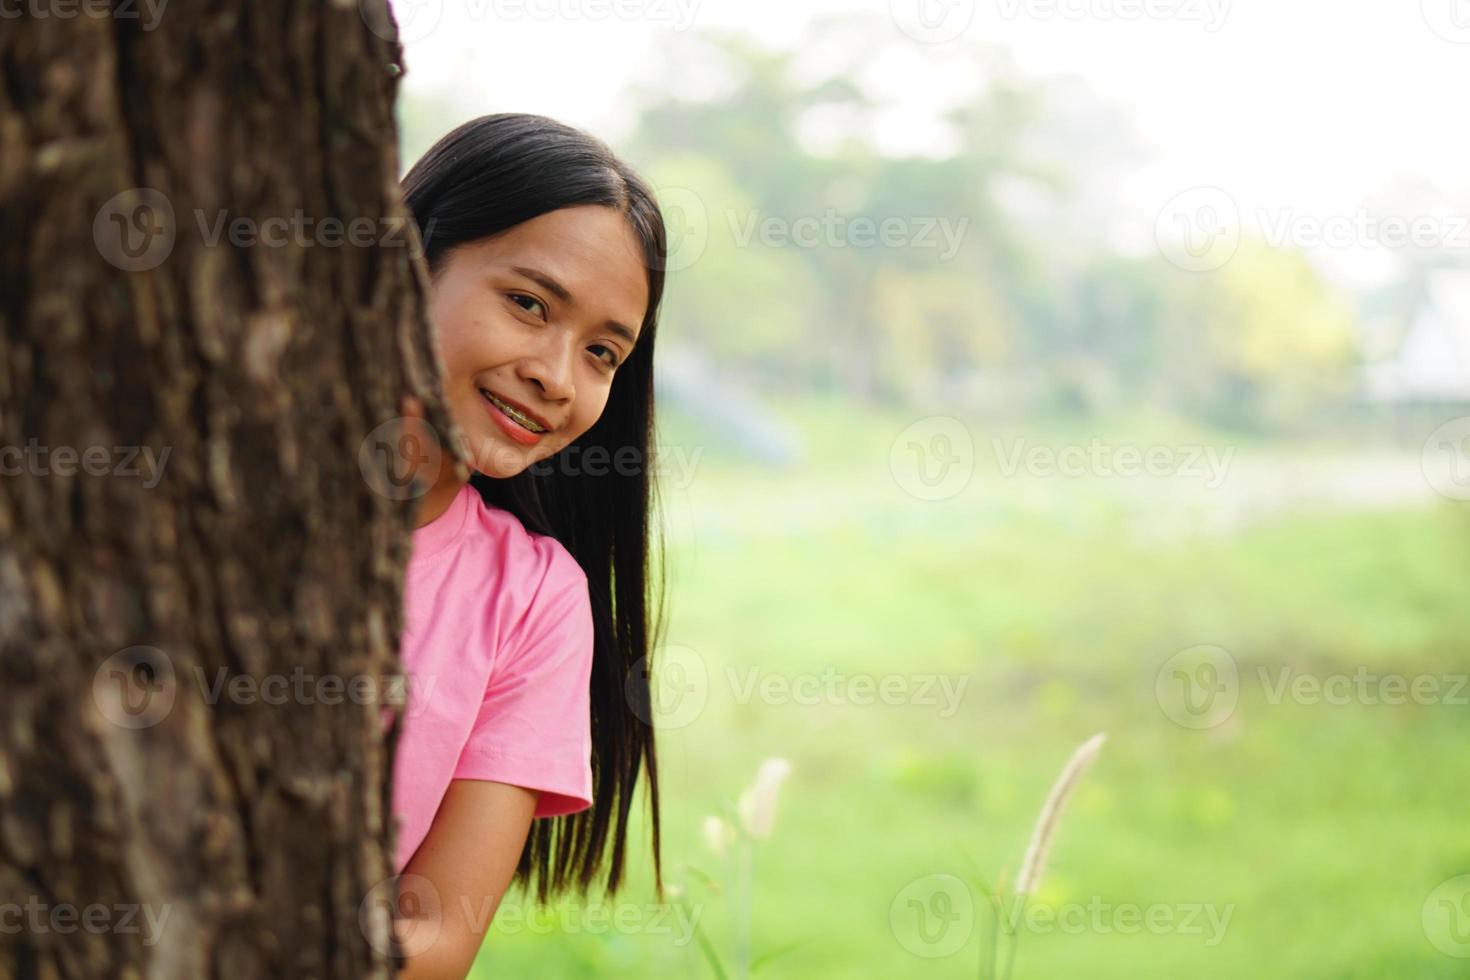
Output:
401,113,666,902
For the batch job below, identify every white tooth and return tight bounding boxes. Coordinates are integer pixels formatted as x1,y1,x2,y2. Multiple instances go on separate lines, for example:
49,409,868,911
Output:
485,392,543,432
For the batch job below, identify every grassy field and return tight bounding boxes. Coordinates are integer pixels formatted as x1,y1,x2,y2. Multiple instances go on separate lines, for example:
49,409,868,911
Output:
472,399,1470,978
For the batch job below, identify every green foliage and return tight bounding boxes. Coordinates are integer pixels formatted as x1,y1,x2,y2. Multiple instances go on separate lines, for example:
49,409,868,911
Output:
469,402,1470,979
606,22,1368,430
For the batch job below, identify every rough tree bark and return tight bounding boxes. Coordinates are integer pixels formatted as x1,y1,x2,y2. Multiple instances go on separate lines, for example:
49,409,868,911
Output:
0,3,462,977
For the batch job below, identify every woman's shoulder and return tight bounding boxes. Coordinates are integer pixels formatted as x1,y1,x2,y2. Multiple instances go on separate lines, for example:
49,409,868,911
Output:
463,492,588,592
463,497,594,669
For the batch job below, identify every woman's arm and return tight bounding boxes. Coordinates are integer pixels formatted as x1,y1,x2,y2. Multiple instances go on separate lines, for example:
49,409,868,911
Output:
394,779,538,980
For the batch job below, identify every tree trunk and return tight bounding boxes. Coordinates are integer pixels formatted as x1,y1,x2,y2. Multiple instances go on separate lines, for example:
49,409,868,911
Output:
0,4,460,977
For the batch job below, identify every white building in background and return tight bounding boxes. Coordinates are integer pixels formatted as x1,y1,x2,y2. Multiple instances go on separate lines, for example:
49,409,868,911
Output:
1365,269,1470,404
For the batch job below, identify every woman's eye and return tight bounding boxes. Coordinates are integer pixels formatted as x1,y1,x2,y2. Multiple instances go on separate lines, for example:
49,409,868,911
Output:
509,293,546,319
590,344,621,369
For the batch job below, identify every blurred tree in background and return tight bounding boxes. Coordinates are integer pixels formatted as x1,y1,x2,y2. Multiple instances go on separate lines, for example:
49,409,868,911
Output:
555,14,1368,434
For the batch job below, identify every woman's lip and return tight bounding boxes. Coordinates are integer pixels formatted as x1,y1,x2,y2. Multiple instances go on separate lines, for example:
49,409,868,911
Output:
481,389,545,446
480,388,553,431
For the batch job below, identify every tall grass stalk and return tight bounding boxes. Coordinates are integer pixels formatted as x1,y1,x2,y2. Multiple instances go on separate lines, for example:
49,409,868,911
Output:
980,733,1106,980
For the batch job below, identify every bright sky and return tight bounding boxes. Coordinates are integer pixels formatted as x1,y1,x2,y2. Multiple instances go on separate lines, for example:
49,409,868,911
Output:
394,0,1470,288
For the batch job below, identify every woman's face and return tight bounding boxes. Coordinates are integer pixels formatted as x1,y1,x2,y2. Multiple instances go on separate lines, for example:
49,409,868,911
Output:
428,205,650,478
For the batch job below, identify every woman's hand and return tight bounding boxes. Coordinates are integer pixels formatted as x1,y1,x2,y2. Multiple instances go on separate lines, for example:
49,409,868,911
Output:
393,779,538,980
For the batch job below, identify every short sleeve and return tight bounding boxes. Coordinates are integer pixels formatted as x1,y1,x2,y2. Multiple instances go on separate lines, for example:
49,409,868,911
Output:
452,544,595,818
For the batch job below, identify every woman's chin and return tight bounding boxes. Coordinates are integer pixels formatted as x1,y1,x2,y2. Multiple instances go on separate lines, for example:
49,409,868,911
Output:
473,455,528,480
472,440,542,479
445,420,528,479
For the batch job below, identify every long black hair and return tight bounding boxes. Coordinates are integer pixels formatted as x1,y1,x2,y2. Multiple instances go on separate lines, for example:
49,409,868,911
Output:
401,113,666,902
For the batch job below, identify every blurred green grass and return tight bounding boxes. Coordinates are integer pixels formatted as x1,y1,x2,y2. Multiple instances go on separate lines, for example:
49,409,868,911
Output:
472,398,1470,979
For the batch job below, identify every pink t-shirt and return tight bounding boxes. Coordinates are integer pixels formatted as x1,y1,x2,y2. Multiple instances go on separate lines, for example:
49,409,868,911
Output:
391,480,595,873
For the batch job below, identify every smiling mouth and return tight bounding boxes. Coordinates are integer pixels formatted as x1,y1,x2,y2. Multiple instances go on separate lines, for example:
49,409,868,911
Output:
479,389,549,433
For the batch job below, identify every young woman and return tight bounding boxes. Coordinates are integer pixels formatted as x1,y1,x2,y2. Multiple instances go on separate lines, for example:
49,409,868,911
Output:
388,113,666,978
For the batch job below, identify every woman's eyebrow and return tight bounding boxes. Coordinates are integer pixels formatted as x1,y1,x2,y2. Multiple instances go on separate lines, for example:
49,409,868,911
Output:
510,265,572,303
509,264,640,345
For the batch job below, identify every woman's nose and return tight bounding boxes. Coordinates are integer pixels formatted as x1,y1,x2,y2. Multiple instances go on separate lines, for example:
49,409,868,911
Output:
518,341,575,402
